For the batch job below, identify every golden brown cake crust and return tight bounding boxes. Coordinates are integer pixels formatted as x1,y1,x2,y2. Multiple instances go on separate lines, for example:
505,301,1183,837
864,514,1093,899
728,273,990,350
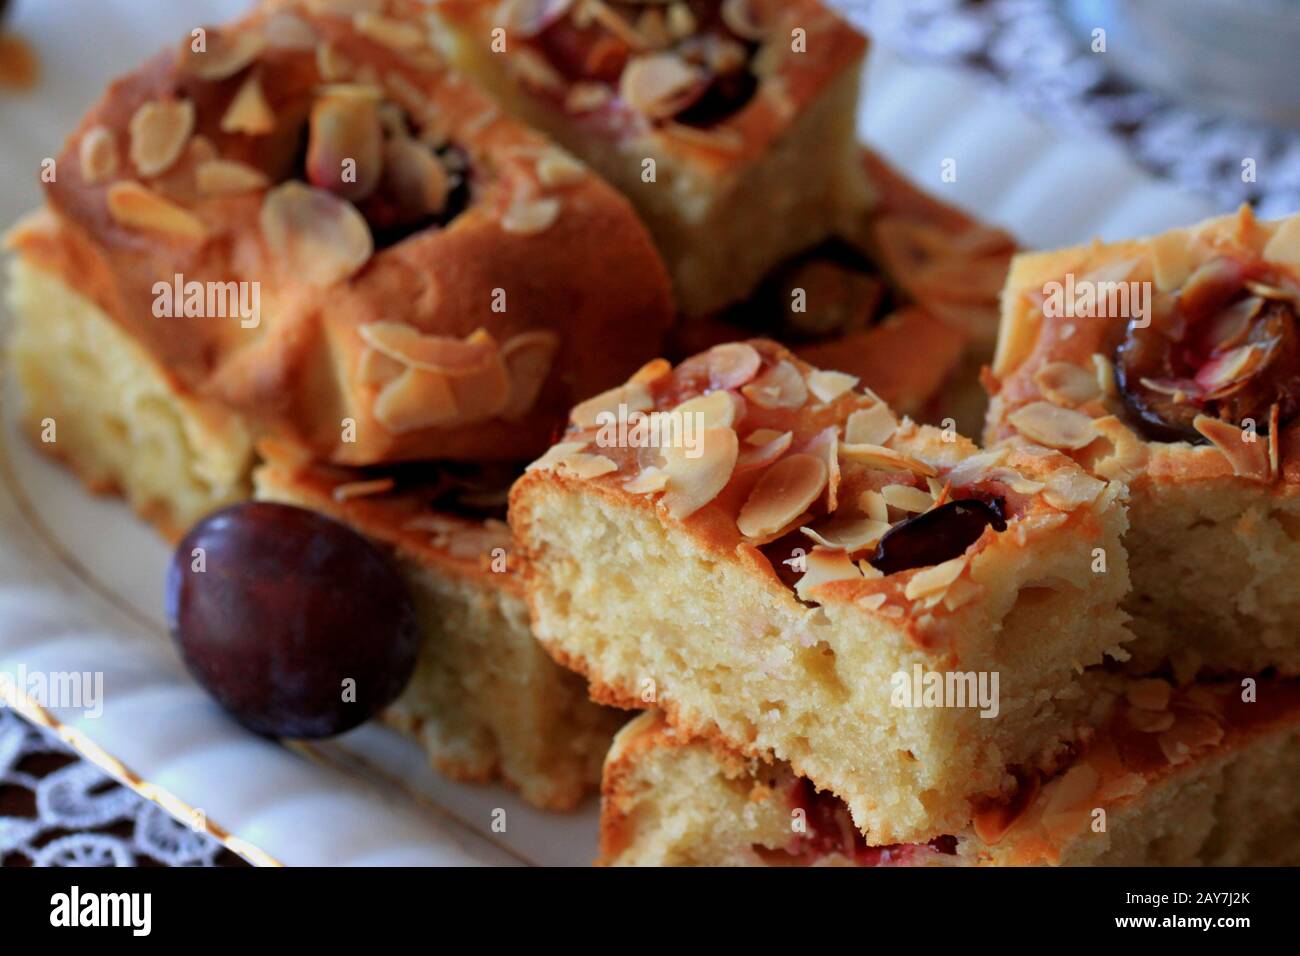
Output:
13,0,674,468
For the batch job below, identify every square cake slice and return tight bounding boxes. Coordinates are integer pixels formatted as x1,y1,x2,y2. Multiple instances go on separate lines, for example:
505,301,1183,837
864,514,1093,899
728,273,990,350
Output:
432,0,873,315
600,677,1300,866
5,0,673,535
510,340,1133,842
254,441,622,810
985,206,1300,677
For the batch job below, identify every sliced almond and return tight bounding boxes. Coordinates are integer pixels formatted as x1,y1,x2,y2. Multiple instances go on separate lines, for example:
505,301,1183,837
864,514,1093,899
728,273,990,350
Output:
358,323,497,374
736,453,827,539
499,331,560,419
571,381,654,429
502,197,561,235
629,357,672,386
260,182,373,287
306,87,383,200
536,149,587,187
196,158,270,196
721,0,775,41
221,71,276,136
106,182,206,240
742,359,808,410
1034,361,1101,407
807,369,859,404
263,12,320,50
1008,401,1098,450
128,100,195,177
881,483,932,513
1262,215,1300,270
620,52,706,120
661,426,739,519
736,429,792,472
1040,763,1100,825
858,488,888,523
624,467,669,494
373,367,459,433
674,389,742,430
800,517,889,552
79,127,119,184
565,82,613,114
357,346,404,387
527,441,590,473
333,477,395,502
706,342,762,389
384,138,450,216
844,403,897,446
1127,707,1175,733
1193,414,1272,481
559,453,619,479
903,555,967,601
178,27,264,80
499,0,575,38
840,443,938,478
1042,468,1105,511
795,549,863,602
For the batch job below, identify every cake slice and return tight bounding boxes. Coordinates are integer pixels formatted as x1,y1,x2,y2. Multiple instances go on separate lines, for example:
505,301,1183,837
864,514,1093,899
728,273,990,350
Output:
253,440,621,810
431,0,873,315
985,206,1300,677
670,147,1017,432
5,0,673,537
510,340,1133,842
601,677,1300,866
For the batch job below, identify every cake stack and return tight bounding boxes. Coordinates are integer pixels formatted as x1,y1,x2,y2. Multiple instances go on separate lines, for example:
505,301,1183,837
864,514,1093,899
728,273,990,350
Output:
4,0,1010,815
510,198,1300,863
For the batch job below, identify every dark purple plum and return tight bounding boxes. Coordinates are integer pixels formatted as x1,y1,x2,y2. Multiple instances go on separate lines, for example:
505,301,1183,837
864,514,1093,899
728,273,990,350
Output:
867,498,1007,576
166,502,419,739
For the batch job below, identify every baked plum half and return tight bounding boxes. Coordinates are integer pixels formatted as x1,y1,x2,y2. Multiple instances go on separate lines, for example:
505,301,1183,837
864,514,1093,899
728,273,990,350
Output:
1115,256,1300,442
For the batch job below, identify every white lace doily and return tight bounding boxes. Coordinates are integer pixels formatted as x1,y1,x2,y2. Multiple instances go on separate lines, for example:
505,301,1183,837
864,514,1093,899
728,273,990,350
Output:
840,0,1300,219
0,710,239,867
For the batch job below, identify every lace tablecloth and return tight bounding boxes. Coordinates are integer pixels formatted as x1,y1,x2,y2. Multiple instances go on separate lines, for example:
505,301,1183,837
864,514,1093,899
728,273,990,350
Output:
5,0,1296,871
0,711,245,867
844,0,1300,219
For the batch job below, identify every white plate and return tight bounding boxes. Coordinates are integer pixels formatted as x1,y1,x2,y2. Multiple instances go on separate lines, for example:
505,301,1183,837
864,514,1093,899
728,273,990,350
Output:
0,0,1220,866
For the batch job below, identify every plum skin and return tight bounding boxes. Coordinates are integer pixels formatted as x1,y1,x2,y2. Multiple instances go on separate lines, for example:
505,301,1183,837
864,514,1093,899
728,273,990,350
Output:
166,502,420,739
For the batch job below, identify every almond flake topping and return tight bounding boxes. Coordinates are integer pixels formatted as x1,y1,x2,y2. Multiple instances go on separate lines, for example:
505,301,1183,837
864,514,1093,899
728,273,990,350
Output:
806,369,859,404
499,331,561,419
799,517,889,552
620,52,706,120
260,182,373,287
1127,708,1175,733
373,367,459,433
742,359,808,410
903,555,968,601
1157,714,1223,766
624,468,669,494
571,381,653,428
565,82,613,113
128,100,195,177
502,197,561,235
1193,414,1272,481
661,426,739,519
222,72,276,135
706,342,762,389
859,489,888,523
536,150,586,187
106,182,206,239
1033,361,1101,407
1042,468,1105,511
1008,401,1098,450
353,12,426,50
527,441,590,473
79,127,118,184
795,549,863,602
196,159,270,196
839,443,938,477
882,484,932,513
721,0,775,41
499,0,575,38
844,403,897,446
736,453,827,539
178,28,264,80
674,390,741,430
332,477,395,502
359,323,497,375
736,429,792,471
